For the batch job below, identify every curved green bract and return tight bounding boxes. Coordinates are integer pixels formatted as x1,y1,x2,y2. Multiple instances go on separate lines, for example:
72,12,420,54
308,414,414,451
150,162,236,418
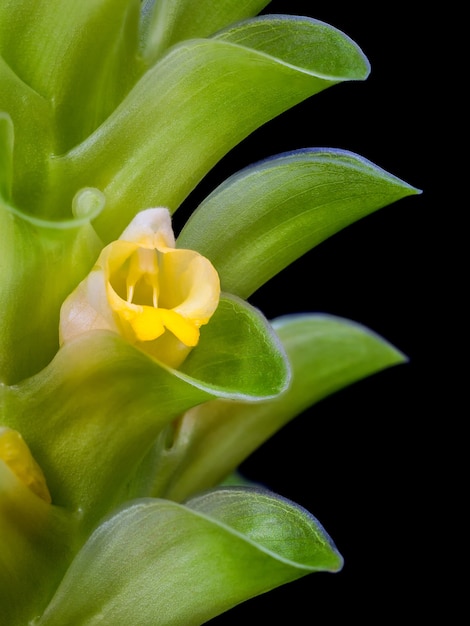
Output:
147,314,406,501
0,114,103,384
51,17,369,240
140,0,271,63
0,9,370,231
0,197,103,384
177,148,421,298
35,489,342,626
179,294,290,397
1,294,289,527
0,0,142,156
214,15,370,79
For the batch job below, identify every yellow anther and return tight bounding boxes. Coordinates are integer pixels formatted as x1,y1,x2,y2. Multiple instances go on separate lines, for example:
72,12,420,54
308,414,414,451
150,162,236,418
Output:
0,427,51,503
125,247,160,306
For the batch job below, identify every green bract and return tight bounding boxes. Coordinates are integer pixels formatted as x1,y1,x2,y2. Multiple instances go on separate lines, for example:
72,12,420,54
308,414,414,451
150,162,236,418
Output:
0,1,420,624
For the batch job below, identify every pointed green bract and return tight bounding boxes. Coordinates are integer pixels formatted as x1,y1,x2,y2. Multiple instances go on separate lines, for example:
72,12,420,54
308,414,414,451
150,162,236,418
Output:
214,15,370,79
187,487,342,570
148,314,406,501
178,148,421,298
35,489,342,626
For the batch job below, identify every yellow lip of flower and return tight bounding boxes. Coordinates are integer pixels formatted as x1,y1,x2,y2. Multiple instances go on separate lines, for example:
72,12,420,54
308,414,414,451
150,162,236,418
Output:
59,208,220,368
0,427,51,504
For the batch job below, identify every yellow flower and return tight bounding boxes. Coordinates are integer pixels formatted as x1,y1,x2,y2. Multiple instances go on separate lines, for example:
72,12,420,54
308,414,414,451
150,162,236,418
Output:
0,427,51,504
59,208,220,368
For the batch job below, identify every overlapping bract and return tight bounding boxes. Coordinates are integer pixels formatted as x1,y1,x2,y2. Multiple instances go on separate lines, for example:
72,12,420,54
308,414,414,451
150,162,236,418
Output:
0,1,419,624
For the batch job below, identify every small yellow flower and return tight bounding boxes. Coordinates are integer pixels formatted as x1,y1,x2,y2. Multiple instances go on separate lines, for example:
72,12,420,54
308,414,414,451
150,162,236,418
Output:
59,208,220,368
0,427,51,504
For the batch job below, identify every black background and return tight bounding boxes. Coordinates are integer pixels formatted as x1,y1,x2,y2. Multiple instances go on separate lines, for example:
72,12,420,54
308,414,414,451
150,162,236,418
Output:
176,2,437,624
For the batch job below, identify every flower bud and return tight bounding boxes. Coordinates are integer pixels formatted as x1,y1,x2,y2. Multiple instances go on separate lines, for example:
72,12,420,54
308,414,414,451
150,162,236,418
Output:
0,427,51,503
